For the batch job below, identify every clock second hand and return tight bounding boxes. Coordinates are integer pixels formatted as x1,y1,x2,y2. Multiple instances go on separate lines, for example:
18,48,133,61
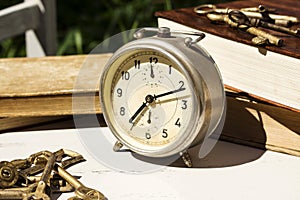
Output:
129,87,186,124
147,110,152,124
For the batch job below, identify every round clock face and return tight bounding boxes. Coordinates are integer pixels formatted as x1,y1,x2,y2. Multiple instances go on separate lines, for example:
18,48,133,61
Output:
101,49,199,155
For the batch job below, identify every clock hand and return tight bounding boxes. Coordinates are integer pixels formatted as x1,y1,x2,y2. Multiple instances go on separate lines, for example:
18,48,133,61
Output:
154,87,186,100
147,110,152,124
129,95,155,124
150,63,155,78
129,87,185,124
129,102,146,124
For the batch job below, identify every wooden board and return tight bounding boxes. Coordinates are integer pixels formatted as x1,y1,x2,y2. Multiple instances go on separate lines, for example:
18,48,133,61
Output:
1,129,300,199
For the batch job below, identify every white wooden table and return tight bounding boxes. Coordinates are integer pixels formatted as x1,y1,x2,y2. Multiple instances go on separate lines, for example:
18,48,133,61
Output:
1,128,299,200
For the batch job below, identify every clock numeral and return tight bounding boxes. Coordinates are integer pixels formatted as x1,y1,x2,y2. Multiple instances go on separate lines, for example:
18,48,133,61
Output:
120,107,125,116
175,118,181,127
181,100,188,110
162,129,168,138
116,88,122,97
145,133,151,140
179,81,185,90
121,71,130,80
169,65,172,75
134,60,140,69
149,57,158,64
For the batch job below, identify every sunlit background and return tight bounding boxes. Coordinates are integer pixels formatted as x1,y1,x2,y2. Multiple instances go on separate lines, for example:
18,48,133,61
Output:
0,0,231,57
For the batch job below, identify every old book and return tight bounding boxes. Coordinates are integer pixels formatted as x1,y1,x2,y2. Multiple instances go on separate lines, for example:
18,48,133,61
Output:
0,54,111,117
0,54,110,130
223,93,300,157
0,54,111,98
155,0,300,112
0,116,66,132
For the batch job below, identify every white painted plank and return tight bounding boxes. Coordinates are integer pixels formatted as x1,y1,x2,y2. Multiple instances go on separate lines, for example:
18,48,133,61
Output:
0,0,57,56
0,1,40,41
26,0,57,57
0,128,299,199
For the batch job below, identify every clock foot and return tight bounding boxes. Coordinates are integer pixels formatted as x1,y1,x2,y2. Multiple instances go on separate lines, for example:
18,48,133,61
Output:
113,141,124,152
180,150,192,168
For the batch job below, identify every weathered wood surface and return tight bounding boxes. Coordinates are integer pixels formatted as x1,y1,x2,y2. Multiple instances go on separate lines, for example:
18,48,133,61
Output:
0,0,57,56
0,1,40,41
1,128,300,199
25,0,57,56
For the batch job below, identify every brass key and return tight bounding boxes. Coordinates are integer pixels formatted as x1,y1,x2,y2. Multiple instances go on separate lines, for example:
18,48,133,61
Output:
54,149,86,169
228,10,299,37
54,164,106,200
195,4,299,25
0,183,38,199
248,17,300,37
207,13,283,46
0,190,26,199
25,153,56,200
0,149,102,199
228,10,284,46
0,161,19,188
240,5,299,25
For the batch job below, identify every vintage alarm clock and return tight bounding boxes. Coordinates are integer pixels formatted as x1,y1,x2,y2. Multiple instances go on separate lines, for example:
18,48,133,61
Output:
99,27,226,167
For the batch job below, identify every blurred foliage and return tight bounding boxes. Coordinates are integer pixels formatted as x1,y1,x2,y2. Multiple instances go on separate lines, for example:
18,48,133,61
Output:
0,0,231,57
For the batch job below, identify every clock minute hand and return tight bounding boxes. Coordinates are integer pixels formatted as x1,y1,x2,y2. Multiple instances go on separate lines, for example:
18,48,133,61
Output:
150,63,155,78
154,87,186,100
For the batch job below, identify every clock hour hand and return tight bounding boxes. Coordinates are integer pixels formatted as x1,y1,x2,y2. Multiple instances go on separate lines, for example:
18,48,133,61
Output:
154,87,186,100
129,95,155,124
129,102,146,124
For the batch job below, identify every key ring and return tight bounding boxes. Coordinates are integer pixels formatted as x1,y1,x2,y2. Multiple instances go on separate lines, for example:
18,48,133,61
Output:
194,4,230,15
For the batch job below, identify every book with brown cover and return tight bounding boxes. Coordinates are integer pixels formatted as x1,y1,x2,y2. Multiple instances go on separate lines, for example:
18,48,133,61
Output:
155,0,300,112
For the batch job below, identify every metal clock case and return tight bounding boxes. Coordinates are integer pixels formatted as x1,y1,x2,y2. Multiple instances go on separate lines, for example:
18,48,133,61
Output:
100,27,226,166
